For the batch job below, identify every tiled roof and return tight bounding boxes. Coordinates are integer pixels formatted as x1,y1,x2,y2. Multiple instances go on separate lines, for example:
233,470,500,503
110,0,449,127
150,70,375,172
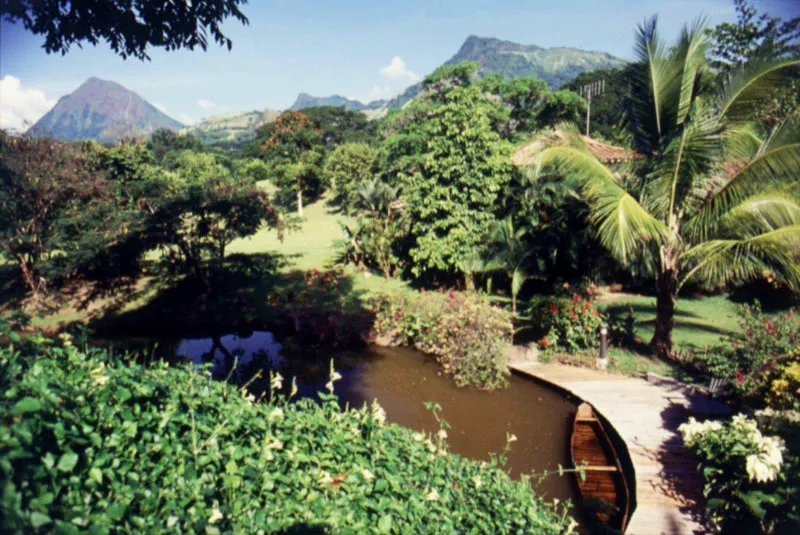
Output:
511,132,639,167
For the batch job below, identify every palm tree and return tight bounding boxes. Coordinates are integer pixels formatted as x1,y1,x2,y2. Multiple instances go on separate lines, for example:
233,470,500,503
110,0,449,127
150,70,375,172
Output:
487,217,530,314
528,17,800,359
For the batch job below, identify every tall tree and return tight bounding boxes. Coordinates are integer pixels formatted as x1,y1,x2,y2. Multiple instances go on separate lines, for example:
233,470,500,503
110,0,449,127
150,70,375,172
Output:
1,0,249,60
324,142,377,213
401,77,512,279
260,111,324,216
528,17,800,359
709,0,800,72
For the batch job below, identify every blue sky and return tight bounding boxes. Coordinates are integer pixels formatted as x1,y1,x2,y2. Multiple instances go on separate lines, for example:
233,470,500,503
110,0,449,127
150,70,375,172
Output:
0,0,796,130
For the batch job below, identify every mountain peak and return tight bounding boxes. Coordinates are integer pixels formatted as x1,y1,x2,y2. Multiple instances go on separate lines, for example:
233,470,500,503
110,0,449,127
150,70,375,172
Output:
29,78,182,142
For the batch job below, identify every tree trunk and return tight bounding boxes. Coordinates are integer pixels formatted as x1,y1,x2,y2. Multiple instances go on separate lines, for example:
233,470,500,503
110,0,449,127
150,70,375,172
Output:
16,255,39,298
651,249,678,360
296,177,304,217
464,272,475,292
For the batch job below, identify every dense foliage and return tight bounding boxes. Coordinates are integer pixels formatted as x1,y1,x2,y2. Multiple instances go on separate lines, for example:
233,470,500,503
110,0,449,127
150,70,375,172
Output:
370,291,513,389
324,143,378,213
0,134,281,296
699,304,800,405
0,338,570,534
528,18,800,358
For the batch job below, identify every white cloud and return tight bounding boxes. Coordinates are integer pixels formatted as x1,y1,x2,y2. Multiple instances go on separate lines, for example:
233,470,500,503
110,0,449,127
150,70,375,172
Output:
178,113,197,125
366,85,393,102
0,75,56,133
380,56,420,83
152,102,168,114
196,99,216,110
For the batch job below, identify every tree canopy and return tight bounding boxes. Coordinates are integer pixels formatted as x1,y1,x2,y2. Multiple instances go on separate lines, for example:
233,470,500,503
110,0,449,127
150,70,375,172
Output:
1,0,249,60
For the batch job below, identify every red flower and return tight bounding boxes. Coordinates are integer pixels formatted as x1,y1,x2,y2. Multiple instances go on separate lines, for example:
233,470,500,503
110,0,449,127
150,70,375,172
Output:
591,310,600,317
563,282,570,289
448,291,457,300
548,304,559,313
765,320,777,334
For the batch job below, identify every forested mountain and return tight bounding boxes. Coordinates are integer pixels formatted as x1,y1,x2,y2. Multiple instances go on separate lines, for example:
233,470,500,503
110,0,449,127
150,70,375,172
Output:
300,35,624,112
181,109,280,145
28,77,183,142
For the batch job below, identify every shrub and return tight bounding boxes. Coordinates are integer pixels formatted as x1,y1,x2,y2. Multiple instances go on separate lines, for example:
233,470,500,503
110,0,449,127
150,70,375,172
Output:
534,292,604,353
0,340,571,534
370,291,513,389
680,412,799,534
699,304,800,404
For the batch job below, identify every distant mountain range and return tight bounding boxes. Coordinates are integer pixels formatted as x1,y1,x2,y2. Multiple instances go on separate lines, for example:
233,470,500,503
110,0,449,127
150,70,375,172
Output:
27,36,624,143
295,35,625,114
181,109,280,145
289,93,387,112
29,77,183,142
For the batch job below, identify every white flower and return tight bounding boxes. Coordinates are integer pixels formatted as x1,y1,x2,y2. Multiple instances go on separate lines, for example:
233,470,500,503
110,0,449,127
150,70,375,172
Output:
290,379,298,398
332,371,343,382
245,393,256,404
507,433,517,443
437,429,448,440
318,471,333,485
425,488,440,501
94,375,109,386
270,373,284,391
208,506,223,524
746,455,777,483
167,516,178,527
412,432,425,442
473,476,482,489
59,333,73,347
361,468,375,481
371,400,387,426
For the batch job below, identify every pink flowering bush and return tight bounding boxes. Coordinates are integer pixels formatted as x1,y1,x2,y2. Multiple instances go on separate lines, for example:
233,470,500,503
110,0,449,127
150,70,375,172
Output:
701,304,800,404
370,290,513,389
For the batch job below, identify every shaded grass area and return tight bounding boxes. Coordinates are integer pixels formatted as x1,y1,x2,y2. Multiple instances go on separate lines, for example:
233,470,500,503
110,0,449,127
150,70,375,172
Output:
597,293,740,349
3,198,410,333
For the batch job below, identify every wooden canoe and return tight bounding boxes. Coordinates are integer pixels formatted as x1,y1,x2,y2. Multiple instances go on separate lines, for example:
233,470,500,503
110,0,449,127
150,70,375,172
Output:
571,402,630,532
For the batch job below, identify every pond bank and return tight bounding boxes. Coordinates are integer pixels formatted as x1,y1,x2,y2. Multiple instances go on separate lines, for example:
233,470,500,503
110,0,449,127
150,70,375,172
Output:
509,361,730,534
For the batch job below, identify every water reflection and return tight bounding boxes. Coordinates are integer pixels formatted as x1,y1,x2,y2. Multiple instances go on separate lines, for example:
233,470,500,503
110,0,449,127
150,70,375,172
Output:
167,331,579,504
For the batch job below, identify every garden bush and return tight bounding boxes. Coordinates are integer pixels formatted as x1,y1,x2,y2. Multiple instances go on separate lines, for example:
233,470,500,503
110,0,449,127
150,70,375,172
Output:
534,292,604,353
680,411,799,534
0,339,571,534
370,291,513,389
699,304,800,404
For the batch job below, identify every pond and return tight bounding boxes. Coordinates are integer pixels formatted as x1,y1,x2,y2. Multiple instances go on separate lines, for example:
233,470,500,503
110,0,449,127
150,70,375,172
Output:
104,331,582,518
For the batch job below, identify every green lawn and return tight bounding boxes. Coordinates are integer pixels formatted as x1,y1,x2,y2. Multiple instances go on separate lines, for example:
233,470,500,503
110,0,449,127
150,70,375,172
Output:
228,196,410,296
596,293,741,349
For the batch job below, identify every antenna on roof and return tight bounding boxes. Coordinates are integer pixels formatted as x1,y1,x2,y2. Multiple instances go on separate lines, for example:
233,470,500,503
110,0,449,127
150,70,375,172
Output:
580,79,605,136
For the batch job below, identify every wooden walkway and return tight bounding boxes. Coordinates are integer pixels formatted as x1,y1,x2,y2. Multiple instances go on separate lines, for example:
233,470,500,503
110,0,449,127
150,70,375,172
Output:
509,361,730,535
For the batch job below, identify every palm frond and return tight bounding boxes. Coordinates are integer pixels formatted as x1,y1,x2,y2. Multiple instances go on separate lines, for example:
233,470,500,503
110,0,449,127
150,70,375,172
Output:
717,58,800,124
681,225,800,290
646,100,722,221
530,144,667,263
629,16,680,153
719,193,800,235
674,17,710,127
687,119,800,239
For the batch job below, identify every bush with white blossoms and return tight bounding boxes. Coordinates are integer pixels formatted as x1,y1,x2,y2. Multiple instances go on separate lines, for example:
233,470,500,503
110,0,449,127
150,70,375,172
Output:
680,414,795,534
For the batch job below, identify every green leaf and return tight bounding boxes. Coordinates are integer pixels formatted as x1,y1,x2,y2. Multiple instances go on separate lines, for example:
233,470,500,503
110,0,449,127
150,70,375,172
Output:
11,397,42,416
30,512,52,528
89,467,103,484
57,452,79,472
378,514,393,533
